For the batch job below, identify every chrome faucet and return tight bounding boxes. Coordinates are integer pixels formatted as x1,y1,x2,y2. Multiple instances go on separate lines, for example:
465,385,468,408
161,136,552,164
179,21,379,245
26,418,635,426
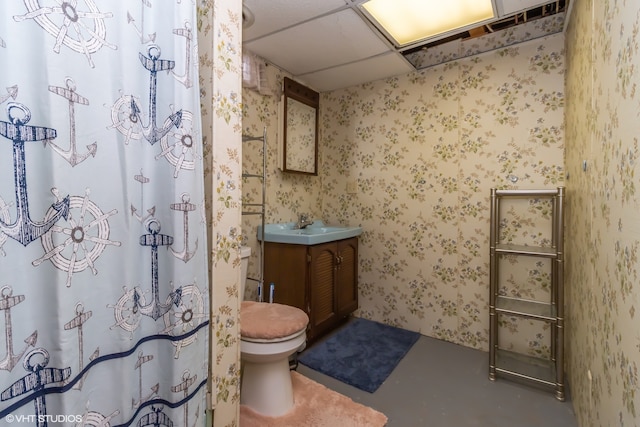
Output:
295,213,314,229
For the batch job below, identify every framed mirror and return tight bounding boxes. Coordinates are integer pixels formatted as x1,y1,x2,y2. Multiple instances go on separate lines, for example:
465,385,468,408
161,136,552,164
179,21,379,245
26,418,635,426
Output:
282,77,319,175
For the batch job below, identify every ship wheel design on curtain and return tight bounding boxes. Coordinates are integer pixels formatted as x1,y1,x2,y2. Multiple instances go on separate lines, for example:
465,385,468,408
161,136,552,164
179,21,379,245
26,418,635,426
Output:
155,109,199,178
12,0,116,68
108,93,144,145
163,281,205,357
32,188,121,287
78,404,121,427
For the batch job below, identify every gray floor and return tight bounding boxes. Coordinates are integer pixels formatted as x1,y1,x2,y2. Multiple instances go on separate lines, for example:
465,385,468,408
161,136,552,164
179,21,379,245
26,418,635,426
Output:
297,331,578,427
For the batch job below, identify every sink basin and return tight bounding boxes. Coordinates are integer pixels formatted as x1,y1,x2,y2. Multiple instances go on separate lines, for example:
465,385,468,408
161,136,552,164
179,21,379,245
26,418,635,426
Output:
258,221,362,245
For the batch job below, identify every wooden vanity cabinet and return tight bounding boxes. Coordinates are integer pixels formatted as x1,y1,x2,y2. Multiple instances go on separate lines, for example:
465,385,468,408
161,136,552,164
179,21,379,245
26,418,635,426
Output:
335,238,358,316
263,237,358,343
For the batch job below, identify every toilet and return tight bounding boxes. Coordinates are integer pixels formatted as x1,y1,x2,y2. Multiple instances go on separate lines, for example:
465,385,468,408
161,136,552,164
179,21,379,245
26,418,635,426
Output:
239,246,309,416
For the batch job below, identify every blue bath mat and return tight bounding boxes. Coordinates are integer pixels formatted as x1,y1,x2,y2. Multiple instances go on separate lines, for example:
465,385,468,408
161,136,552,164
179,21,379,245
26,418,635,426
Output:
298,317,420,393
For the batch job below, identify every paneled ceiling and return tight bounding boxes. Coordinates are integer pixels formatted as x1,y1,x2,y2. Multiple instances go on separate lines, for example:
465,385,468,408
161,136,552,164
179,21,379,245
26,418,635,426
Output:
242,0,570,92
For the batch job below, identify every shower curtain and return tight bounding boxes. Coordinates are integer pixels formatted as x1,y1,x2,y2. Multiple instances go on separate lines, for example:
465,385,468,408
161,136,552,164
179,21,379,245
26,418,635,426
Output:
0,1,209,426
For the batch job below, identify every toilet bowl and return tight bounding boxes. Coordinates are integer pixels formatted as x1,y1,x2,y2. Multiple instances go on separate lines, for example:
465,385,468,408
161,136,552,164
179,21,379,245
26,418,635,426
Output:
239,246,309,417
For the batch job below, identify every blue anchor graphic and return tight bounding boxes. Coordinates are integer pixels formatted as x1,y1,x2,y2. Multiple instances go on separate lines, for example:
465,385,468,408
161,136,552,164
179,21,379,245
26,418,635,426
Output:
46,77,97,166
135,220,182,321
137,406,174,427
1,348,71,427
0,103,70,246
131,45,182,145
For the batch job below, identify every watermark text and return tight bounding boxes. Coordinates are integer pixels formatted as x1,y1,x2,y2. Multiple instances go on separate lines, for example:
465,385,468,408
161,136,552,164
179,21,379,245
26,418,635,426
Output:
5,414,83,424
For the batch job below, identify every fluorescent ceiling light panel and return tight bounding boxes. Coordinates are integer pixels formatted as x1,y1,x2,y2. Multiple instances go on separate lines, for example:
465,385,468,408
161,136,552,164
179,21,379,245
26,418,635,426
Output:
361,0,495,47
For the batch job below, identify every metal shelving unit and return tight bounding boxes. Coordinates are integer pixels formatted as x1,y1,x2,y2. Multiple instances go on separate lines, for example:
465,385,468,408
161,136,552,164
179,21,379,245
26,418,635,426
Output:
242,128,266,301
489,187,565,401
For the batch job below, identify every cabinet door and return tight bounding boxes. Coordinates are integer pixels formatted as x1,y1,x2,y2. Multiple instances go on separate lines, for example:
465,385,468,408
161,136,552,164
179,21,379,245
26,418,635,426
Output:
308,242,337,339
336,237,358,316
263,242,307,311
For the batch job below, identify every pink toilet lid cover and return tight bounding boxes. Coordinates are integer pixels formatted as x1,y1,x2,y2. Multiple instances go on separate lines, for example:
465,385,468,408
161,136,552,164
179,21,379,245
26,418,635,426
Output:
241,301,309,340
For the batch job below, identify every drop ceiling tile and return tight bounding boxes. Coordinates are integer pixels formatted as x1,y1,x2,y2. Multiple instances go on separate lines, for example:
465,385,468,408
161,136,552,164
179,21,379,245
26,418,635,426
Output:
243,0,349,41
495,0,554,15
297,52,414,92
245,8,391,76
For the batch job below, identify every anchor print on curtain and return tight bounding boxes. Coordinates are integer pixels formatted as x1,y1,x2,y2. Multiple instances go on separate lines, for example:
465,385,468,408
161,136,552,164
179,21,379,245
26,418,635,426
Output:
0,1,209,426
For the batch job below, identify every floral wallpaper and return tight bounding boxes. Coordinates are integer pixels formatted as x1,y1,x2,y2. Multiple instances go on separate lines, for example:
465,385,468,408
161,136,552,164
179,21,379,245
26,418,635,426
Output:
565,0,640,425
243,34,565,356
320,34,565,353
242,65,322,300
197,0,243,425
206,0,640,422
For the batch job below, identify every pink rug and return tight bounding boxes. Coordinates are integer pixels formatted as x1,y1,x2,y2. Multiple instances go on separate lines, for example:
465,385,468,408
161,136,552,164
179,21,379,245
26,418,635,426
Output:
240,371,388,427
